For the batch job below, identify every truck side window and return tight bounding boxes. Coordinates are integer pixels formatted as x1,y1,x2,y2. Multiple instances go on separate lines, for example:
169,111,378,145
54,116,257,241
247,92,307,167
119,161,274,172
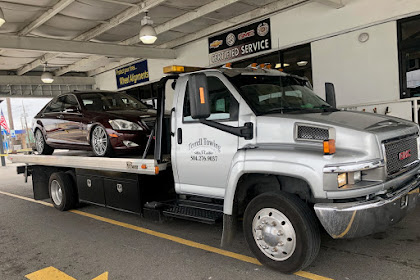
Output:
183,76,239,122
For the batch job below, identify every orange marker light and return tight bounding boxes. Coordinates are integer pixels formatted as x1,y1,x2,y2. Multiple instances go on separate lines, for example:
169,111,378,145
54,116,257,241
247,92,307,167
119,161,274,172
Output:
109,133,118,138
323,139,336,155
155,166,159,175
225,63,232,68
259,63,265,68
199,87,205,104
266,64,272,69
141,164,147,169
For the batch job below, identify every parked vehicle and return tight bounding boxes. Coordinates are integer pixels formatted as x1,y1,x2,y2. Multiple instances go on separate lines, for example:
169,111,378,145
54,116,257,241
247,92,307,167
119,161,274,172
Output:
14,65,420,274
33,91,157,157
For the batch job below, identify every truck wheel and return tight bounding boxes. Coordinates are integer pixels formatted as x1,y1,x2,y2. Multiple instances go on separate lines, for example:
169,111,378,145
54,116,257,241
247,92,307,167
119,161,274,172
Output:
49,172,77,211
243,192,320,274
91,126,113,157
35,129,54,155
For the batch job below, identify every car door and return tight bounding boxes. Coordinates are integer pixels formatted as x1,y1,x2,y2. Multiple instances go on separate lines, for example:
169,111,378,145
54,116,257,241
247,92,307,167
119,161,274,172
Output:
174,73,240,198
60,94,88,145
41,96,65,144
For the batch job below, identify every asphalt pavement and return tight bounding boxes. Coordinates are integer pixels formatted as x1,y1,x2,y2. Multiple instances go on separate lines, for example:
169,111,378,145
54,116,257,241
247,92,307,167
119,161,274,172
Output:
0,161,419,280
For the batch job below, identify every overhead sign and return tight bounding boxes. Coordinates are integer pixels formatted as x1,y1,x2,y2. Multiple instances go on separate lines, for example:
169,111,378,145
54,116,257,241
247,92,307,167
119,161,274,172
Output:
10,130,16,138
208,19,271,65
115,60,149,89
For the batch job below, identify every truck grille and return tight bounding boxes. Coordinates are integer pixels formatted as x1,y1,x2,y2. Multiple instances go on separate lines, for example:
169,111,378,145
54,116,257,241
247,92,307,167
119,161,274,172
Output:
384,135,418,176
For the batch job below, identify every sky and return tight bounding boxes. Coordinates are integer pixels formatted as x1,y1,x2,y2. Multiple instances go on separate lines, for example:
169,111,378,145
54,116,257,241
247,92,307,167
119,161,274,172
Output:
0,98,51,131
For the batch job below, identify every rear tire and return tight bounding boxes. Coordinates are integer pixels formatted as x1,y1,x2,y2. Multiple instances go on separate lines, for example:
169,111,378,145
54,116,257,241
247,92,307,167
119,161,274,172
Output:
35,129,54,155
49,172,77,211
243,192,320,274
91,125,113,157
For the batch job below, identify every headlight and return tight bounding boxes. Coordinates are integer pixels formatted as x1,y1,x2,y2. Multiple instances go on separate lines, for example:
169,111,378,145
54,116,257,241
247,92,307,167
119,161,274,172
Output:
109,119,143,130
337,171,362,188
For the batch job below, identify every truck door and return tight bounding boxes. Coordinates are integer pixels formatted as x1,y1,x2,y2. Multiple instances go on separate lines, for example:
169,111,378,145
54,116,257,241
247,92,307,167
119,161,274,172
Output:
174,73,240,198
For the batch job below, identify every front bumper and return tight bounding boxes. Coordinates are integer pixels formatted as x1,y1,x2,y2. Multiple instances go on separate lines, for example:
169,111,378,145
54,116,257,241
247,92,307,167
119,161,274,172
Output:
314,175,420,239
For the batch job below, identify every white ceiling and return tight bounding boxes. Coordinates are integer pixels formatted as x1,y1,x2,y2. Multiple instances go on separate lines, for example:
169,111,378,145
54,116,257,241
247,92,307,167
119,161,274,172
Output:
0,0,322,77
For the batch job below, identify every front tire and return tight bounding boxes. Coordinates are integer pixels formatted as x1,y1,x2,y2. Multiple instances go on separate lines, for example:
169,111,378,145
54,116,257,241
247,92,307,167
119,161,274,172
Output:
35,129,54,155
49,172,77,211
243,192,320,274
91,125,113,157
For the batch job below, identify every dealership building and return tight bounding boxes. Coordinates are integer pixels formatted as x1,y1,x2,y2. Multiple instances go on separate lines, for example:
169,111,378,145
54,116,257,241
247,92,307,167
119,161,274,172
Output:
92,0,420,122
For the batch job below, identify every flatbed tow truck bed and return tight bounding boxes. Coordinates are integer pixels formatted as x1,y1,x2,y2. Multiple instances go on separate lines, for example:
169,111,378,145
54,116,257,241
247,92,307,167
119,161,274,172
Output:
9,151,169,175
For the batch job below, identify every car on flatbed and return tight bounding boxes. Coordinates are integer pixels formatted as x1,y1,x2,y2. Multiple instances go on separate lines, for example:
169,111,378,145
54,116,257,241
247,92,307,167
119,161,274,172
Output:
33,91,157,157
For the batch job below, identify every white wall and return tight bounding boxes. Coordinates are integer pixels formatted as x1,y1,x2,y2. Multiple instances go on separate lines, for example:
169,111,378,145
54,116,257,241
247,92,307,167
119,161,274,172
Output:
312,21,400,105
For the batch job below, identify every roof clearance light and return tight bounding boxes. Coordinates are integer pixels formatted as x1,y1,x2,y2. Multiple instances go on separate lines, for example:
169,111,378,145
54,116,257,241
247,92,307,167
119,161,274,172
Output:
0,7,5,27
223,63,232,69
163,65,205,74
139,12,157,44
323,139,336,155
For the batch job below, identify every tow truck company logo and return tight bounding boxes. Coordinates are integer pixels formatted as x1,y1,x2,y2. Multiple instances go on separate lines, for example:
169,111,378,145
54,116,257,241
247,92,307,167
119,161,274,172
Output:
188,138,221,162
238,29,255,40
398,150,411,160
226,33,236,46
210,40,223,49
256,22,269,36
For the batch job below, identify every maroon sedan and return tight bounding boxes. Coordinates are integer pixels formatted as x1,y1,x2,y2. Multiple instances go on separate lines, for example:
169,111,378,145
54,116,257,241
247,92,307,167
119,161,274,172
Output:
33,91,156,157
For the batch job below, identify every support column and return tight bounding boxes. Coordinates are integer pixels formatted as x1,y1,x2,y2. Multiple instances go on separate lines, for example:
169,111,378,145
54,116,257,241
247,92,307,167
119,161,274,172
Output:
6,98,15,150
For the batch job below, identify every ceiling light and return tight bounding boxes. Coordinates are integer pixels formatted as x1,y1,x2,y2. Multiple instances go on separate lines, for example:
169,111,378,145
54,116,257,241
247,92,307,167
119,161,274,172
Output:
275,63,290,68
0,7,5,27
297,61,308,67
41,63,54,84
139,12,157,44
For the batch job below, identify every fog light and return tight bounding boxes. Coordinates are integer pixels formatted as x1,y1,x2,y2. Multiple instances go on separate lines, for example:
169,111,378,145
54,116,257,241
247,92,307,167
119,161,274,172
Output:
123,141,139,147
337,173,347,188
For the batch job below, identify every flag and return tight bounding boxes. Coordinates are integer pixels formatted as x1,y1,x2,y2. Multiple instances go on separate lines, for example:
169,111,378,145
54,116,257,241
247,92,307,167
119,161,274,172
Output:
0,109,10,134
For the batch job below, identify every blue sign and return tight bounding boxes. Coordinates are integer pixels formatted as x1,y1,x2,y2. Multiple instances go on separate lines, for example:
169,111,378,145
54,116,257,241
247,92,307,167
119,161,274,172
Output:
10,130,16,138
115,60,149,89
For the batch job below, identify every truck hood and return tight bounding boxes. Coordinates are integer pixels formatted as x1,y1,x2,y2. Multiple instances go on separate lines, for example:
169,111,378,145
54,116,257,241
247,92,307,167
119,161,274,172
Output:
264,110,419,141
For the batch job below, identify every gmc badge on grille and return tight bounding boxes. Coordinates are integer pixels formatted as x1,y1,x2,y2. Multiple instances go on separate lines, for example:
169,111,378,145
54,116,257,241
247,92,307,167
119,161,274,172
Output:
399,149,411,160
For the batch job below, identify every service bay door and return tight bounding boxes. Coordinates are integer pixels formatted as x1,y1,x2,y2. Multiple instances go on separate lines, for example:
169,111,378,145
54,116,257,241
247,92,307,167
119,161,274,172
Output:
174,73,240,198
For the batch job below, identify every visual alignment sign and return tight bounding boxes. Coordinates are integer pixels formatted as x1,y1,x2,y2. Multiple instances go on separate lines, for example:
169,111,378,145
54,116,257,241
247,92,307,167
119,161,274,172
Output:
208,19,271,65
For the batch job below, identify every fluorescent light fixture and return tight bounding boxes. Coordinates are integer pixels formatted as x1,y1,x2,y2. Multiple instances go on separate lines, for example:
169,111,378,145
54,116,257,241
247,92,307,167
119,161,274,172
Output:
139,12,157,44
297,61,308,67
275,63,290,68
0,7,5,27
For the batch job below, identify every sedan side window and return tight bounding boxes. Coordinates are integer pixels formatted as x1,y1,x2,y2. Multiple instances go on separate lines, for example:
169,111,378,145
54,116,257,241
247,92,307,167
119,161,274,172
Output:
183,76,239,122
63,95,80,111
44,97,65,113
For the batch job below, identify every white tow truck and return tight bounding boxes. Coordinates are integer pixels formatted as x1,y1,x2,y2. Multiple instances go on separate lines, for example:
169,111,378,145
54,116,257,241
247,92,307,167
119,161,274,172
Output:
11,64,420,273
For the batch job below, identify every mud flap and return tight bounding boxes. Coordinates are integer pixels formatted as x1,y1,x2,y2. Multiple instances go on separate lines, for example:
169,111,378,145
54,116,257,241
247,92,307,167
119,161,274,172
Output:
221,214,237,248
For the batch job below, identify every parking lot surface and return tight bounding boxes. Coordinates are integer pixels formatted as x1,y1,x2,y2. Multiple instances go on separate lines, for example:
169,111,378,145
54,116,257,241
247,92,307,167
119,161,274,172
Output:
0,162,419,280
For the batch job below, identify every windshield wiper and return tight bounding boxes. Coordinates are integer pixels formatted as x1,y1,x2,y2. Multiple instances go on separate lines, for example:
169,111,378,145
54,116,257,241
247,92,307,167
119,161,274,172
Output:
262,107,307,114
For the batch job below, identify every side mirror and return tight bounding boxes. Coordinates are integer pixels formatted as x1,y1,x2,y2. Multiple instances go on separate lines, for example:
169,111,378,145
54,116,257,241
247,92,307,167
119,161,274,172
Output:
325,82,337,108
188,73,210,119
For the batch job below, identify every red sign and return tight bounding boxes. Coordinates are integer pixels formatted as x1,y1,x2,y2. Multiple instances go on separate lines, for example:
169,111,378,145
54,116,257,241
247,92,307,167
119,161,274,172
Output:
398,150,411,160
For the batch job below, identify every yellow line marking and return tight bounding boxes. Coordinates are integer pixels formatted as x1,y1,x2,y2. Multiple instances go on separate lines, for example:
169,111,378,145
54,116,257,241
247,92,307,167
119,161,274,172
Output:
408,187,419,194
25,266,76,280
332,210,357,239
0,191,334,280
92,272,108,280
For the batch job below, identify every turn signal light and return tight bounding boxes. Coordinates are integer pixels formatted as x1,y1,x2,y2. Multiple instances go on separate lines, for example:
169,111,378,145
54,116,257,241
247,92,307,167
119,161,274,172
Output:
323,139,336,155
155,166,159,175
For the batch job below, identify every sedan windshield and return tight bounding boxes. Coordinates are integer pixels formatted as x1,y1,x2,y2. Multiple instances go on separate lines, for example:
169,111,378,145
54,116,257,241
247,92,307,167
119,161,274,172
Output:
228,74,332,115
80,92,148,112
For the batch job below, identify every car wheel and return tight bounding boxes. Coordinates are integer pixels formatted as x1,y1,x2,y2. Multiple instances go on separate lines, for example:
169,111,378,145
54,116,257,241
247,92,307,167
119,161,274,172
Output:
49,172,77,211
91,125,113,157
35,129,54,155
243,192,320,274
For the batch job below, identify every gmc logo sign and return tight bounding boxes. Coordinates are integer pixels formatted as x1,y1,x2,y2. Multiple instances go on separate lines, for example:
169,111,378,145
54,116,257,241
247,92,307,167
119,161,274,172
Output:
398,150,411,160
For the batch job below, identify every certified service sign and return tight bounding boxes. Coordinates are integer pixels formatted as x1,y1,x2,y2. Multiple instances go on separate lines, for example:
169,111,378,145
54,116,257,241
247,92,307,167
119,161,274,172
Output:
115,60,149,89
208,19,271,65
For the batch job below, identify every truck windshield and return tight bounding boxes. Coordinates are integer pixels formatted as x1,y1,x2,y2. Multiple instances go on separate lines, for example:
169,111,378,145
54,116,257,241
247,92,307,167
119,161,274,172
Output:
228,74,333,115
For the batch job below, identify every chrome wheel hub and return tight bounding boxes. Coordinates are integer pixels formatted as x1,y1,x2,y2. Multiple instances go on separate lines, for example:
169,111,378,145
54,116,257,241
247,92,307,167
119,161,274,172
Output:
92,126,107,156
252,208,296,261
50,180,63,206
35,130,44,152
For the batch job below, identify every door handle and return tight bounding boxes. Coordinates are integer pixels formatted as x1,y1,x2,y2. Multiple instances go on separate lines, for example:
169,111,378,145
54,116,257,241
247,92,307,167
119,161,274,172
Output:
177,128,182,144
57,115,64,119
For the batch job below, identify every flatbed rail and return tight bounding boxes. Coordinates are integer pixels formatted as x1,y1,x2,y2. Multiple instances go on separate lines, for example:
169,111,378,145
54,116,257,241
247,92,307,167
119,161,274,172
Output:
9,154,168,175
